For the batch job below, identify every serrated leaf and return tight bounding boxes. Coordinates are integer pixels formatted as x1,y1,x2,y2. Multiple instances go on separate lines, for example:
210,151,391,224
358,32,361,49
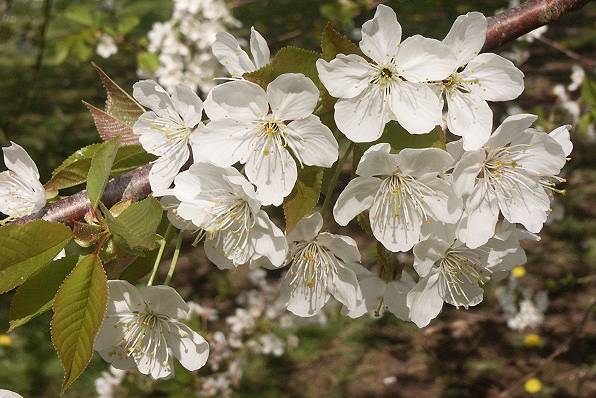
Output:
0,221,73,294
46,143,156,191
51,254,107,393
84,63,144,144
102,197,163,250
87,138,120,209
321,23,363,61
9,256,78,331
283,166,324,232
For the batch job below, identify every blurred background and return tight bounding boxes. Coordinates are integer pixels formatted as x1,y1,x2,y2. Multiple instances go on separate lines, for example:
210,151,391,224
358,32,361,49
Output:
0,0,594,397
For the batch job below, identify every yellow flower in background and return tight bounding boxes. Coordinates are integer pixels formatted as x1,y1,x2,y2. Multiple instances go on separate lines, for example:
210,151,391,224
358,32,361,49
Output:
512,265,526,278
523,333,543,347
0,334,13,346
524,378,542,394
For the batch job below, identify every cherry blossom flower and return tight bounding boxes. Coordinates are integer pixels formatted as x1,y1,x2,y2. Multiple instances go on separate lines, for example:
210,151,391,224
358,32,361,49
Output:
280,213,363,317
96,34,118,58
133,80,204,195
407,221,531,327
95,281,209,379
316,4,457,142
193,74,338,205
333,143,462,252
450,114,571,248
0,142,46,219
439,12,525,150
0,390,23,398
342,263,414,320
169,162,288,269
212,27,270,77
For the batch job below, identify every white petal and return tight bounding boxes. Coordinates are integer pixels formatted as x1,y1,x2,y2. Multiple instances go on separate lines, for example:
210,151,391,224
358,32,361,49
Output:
148,143,190,195
486,113,537,150
451,149,484,197
335,87,389,142
495,174,550,233
446,91,493,150
548,125,573,157
316,55,373,99
457,182,500,248
343,271,385,318
136,333,172,379
370,192,422,252
106,280,145,314
356,142,399,177
251,210,288,268
165,321,209,371
385,276,415,321
142,285,190,319
512,130,567,176
440,274,484,308
333,176,381,226
203,80,268,121
250,27,270,69
329,264,362,312
204,239,237,270
413,238,450,277
442,12,487,66
288,212,323,242
282,271,329,317
395,35,457,82
212,31,255,76
267,73,319,120
317,232,361,263
407,272,444,328
133,80,179,121
285,115,338,167
3,142,40,181
389,81,442,135
0,390,23,398
396,147,454,177
0,172,45,217
171,84,203,127
446,139,465,161
192,119,254,167
359,4,402,64
461,53,524,101
245,141,297,206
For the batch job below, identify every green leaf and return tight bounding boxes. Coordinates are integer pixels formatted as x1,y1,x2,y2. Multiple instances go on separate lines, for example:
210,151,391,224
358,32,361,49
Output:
321,23,363,61
102,197,163,250
283,166,324,232
87,138,120,209
581,76,596,108
46,144,156,191
51,254,107,393
84,63,144,145
245,46,324,91
64,5,95,27
380,122,445,151
0,221,73,294
8,256,78,331
117,16,140,34
137,51,161,73
120,234,165,282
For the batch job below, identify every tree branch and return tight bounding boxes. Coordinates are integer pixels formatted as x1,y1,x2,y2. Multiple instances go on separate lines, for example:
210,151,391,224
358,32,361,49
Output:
14,0,592,226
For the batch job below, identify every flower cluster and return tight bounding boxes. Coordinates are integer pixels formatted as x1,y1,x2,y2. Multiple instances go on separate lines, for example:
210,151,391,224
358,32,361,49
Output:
0,2,574,389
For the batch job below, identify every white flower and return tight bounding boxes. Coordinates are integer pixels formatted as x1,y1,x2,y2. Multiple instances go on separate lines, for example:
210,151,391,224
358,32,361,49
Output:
226,308,255,334
407,221,530,327
133,80,204,195
440,12,524,150
342,263,414,320
169,162,288,269
188,302,219,321
280,213,363,317
0,390,22,398
333,143,462,252
316,4,457,141
259,333,285,356
568,64,585,92
212,27,270,77
96,34,118,58
450,114,571,248
95,281,209,380
0,142,46,218
194,74,338,205
95,366,126,398
507,298,546,331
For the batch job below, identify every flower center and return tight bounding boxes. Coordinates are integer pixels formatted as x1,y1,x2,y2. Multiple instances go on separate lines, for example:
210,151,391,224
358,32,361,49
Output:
437,247,490,307
151,117,192,142
442,72,479,94
288,241,337,289
371,174,440,231
112,311,170,367
372,63,399,93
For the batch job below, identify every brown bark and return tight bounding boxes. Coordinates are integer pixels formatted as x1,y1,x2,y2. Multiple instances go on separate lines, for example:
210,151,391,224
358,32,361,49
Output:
14,0,592,226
